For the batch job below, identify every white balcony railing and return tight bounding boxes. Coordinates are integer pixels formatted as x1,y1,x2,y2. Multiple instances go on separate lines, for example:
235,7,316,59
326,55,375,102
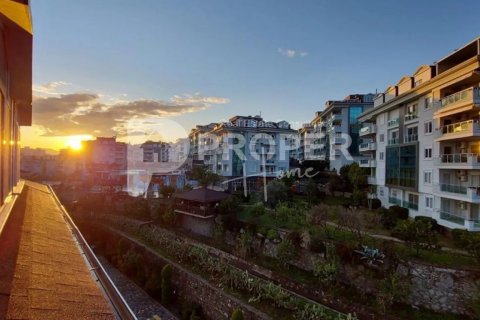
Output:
440,87,480,109
367,176,377,185
388,138,399,145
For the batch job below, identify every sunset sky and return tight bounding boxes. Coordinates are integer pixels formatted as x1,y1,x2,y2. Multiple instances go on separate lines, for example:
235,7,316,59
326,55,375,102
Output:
24,0,480,150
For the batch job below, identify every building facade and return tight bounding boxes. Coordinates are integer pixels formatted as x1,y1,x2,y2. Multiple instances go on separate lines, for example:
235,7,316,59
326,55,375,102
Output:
0,0,32,207
359,37,480,231
310,94,374,172
189,115,295,190
141,140,170,163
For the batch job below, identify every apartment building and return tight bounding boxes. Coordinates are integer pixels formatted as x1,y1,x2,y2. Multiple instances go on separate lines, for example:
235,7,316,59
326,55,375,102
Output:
310,94,374,172
296,123,314,162
0,1,32,207
189,115,295,190
359,37,480,231
83,137,128,170
141,140,170,162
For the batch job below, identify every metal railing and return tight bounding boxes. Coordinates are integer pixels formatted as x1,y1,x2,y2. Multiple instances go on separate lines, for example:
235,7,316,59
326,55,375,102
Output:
47,185,137,320
440,120,480,135
389,197,402,206
402,201,418,211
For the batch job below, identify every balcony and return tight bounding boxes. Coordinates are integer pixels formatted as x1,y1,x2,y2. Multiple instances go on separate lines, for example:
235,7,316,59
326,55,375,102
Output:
388,138,399,145
435,153,480,169
404,134,418,143
359,142,377,152
440,211,465,226
435,183,480,203
367,176,377,185
402,200,418,211
359,124,377,137
330,113,342,122
359,159,376,168
436,120,480,141
387,117,400,128
439,87,480,110
389,197,402,206
404,113,418,122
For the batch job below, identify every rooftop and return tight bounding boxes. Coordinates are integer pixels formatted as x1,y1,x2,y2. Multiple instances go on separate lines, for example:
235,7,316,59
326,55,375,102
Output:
0,181,123,319
174,187,229,203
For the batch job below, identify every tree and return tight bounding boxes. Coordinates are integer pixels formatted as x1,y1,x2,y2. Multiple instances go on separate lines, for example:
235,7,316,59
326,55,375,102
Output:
266,180,289,208
393,219,438,255
160,184,175,198
161,264,173,305
276,239,298,268
190,166,221,187
230,309,245,320
305,179,320,204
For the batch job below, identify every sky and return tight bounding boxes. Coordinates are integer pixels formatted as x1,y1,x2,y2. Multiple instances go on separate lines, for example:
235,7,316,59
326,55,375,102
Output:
23,0,480,150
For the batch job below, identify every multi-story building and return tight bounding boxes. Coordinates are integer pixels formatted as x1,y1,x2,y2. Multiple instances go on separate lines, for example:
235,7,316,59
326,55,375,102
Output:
309,94,374,171
83,137,128,170
141,140,170,162
0,0,32,207
296,123,314,162
190,115,295,190
359,37,480,231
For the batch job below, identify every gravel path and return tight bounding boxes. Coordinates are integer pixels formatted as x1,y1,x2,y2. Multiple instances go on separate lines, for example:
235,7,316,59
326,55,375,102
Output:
98,256,178,320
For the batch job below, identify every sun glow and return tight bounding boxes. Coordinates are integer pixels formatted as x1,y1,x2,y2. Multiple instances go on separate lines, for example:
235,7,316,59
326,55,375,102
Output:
65,135,92,151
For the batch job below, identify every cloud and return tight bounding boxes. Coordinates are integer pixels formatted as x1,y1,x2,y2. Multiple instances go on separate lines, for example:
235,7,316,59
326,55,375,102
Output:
33,81,70,95
278,48,308,58
32,92,229,137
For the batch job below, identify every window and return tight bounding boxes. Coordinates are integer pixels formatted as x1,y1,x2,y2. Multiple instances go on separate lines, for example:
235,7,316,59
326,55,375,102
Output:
424,97,432,110
407,103,417,115
379,188,385,197
379,152,384,160
424,147,432,159
379,134,385,142
425,196,434,209
423,171,432,184
424,121,433,134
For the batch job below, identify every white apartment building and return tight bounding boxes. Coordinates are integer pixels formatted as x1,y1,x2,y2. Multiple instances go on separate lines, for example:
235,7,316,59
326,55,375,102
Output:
141,141,170,163
359,37,480,231
189,115,295,190
310,94,374,172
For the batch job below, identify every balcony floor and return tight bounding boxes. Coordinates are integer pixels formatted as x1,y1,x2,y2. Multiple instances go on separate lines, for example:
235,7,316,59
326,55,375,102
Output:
0,181,115,320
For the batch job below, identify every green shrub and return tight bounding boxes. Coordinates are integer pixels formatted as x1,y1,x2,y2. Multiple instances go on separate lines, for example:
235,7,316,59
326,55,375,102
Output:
414,216,438,231
218,196,240,215
380,206,409,229
230,309,245,320
276,239,298,268
393,219,438,255
161,264,173,305
451,229,470,248
248,202,266,216
266,229,278,241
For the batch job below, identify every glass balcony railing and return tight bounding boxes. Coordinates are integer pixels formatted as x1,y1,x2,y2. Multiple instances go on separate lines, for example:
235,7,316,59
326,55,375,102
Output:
389,197,402,205
359,124,376,136
437,153,480,164
404,134,418,143
440,211,465,225
404,113,418,121
440,120,480,136
440,183,467,195
402,201,418,211
440,87,480,109
387,118,400,127
388,138,399,145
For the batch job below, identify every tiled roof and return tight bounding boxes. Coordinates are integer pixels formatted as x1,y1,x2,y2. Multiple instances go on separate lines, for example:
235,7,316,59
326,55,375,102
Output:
2,181,115,319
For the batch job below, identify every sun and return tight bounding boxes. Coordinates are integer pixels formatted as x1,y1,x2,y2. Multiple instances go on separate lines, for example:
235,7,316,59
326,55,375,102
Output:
65,135,92,151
